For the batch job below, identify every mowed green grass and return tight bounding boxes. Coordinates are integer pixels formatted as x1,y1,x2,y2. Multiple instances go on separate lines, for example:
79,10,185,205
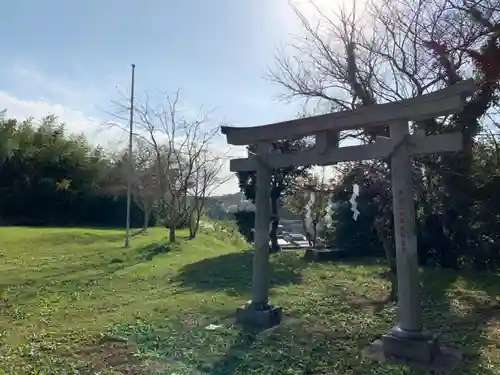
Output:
1,227,500,375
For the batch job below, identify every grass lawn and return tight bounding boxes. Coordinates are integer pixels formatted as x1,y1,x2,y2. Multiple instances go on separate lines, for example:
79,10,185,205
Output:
1,226,500,374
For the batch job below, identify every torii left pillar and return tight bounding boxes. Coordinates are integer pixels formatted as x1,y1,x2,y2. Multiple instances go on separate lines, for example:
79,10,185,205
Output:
235,143,283,328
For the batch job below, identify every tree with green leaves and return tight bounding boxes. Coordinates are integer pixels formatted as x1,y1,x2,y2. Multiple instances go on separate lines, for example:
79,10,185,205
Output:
0,113,148,227
0,111,17,172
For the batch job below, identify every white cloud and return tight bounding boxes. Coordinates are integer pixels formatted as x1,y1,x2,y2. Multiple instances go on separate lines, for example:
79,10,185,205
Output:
10,66,84,105
5,63,111,112
0,91,363,196
0,64,247,195
0,91,242,195
0,91,128,149
0,91,92,127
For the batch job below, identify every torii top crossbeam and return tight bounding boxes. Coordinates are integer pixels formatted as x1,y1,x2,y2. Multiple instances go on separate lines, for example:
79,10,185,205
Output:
221,79,475,146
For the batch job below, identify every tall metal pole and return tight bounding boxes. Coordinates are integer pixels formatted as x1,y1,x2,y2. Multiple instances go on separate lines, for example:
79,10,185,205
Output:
124,64,136,248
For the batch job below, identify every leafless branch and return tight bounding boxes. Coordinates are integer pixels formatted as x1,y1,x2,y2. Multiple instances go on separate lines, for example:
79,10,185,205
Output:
109,89,227,242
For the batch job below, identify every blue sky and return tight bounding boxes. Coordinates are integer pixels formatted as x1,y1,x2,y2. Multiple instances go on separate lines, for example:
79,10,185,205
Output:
0,0,326,193
0,1,305,127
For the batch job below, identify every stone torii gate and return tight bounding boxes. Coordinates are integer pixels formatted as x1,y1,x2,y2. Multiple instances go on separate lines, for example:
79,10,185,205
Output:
221,79,474,364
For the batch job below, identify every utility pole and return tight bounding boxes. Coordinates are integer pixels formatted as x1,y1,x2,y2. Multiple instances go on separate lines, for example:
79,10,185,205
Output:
124,64,136,248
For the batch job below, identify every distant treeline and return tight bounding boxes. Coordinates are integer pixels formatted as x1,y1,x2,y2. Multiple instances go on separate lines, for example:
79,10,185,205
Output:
0,113,154,228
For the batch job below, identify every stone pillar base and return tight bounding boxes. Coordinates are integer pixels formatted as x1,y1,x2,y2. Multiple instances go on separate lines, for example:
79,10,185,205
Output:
235,302,282,328
363,332,462,373
381,331,439,363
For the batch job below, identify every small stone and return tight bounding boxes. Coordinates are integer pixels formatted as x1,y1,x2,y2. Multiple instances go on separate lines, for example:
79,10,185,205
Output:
205,324,222,330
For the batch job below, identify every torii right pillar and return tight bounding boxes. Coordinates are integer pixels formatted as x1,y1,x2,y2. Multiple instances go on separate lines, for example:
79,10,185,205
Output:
370,120,462,369
380,120,439,362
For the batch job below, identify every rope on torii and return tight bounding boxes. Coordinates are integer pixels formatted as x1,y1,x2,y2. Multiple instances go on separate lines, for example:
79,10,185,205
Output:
324,196,334,228
350,184,360,221
302,181,360,237
347,132,419,221
304,188,316,234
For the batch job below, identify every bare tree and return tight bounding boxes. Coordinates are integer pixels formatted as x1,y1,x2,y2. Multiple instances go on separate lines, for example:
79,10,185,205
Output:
111,90,221,242
284,169,331,253
103,139,160,232
371,0,500,266
127,138,159,231
270,0,499,280
283,179,312,242
187,147,230,239
270,0,401,287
